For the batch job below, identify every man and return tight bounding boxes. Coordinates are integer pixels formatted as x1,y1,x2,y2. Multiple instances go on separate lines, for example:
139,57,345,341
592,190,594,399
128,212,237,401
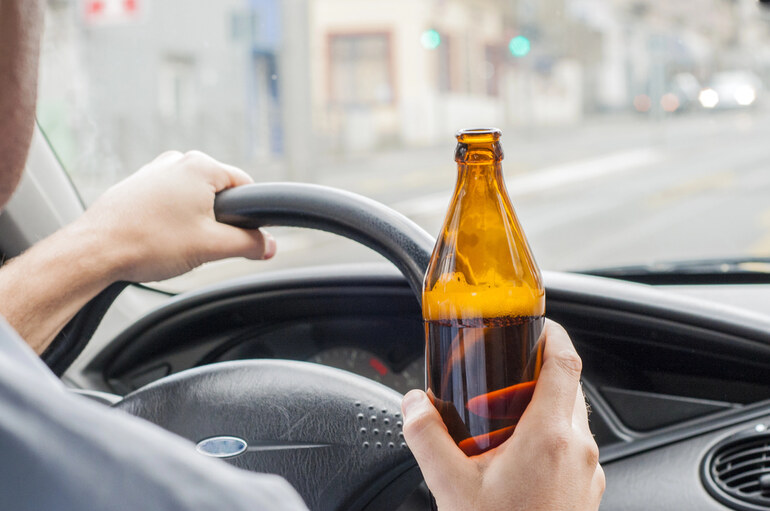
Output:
0,1,604,510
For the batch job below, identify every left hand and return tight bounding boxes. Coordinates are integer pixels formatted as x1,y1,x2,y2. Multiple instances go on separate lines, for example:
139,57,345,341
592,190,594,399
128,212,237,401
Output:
78,150,275,283
401,320,604,511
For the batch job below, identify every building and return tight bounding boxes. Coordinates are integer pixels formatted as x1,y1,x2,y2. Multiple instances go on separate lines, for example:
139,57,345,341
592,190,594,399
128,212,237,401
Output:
39,0,614,189
310,0,508,151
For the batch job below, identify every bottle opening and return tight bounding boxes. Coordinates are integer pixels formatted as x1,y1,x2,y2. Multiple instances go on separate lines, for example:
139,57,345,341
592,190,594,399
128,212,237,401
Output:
456,127,502,144
455,127,503,163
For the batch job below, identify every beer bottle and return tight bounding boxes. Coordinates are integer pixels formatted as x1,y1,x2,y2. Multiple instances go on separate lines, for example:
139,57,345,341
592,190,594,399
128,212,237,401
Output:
423,127,545,456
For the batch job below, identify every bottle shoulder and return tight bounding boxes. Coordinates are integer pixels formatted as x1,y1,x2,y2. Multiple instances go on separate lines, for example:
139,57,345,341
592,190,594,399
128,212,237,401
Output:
423,195,544,321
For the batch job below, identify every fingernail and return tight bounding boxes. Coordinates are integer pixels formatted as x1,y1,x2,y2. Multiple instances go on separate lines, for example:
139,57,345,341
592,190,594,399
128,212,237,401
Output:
402,390,426,420
263,232,276,259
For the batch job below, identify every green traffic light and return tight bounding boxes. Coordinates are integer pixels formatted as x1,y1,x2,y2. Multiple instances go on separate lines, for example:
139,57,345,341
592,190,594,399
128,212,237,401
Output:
421,29,441,50
509,35,531,57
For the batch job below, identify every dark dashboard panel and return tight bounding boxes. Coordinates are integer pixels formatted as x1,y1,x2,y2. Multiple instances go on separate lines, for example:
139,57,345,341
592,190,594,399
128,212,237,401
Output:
203,315,424,392
93,274,425,395
90,267,770,459
110,313,425,394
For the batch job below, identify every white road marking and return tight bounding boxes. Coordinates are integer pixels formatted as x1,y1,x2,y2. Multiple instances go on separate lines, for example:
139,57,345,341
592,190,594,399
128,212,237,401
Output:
392,148,663,217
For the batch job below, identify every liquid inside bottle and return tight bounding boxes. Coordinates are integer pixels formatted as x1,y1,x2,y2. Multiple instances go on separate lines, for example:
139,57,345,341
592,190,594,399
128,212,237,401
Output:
423,128,545,456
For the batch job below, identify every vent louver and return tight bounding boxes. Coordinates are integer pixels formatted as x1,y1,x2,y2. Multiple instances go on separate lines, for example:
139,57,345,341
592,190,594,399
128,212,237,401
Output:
702,429,770,511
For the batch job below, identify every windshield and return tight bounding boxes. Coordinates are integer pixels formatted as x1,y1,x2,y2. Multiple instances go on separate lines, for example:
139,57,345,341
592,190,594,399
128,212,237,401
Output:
37,0,770,292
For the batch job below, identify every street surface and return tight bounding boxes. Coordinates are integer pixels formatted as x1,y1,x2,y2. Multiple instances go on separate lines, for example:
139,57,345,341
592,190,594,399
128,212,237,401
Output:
158,109,770,292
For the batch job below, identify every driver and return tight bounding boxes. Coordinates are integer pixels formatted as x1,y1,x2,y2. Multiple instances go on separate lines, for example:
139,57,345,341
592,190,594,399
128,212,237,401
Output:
0,2,604,510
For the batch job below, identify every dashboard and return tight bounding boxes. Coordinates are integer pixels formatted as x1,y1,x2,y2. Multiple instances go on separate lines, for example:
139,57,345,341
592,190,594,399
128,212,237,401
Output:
307,347,423,393
82,265,770,510
90,269,428,398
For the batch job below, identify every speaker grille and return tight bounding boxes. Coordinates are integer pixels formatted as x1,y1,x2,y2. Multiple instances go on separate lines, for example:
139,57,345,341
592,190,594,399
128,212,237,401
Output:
703,428,770,511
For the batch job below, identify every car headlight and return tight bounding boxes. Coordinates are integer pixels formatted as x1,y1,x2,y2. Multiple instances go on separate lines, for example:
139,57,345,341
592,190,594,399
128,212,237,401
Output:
699,88,719,108
734,85,756,106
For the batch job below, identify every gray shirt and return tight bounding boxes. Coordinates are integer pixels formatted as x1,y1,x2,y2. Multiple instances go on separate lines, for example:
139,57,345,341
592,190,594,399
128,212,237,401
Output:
0,318,308,511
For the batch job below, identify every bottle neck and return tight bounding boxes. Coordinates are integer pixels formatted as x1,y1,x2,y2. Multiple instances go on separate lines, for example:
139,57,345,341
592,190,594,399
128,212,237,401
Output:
455,162,507,203
456,162,504,181
454,138,504,188
454,139,503,165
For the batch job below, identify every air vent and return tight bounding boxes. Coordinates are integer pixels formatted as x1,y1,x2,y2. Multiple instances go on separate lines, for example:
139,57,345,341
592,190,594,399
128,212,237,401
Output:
702,427,770,511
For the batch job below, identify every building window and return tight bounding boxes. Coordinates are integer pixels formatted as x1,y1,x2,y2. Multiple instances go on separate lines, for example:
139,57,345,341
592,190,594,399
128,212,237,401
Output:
329,33,393,105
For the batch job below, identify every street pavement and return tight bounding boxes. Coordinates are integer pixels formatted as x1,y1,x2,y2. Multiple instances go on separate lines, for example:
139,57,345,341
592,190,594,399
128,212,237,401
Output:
158,108,770,292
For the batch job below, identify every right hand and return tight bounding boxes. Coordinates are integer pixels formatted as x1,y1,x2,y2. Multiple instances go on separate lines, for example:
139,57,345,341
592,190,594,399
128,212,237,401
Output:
77,150,276,284
401,320,604,511
0,150,276,355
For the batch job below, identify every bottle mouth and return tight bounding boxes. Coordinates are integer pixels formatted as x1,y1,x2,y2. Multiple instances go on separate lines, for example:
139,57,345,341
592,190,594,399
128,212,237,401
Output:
456,128,502,143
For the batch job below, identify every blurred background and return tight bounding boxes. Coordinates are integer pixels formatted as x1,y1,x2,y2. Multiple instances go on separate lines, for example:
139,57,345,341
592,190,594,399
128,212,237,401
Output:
36,0,770,291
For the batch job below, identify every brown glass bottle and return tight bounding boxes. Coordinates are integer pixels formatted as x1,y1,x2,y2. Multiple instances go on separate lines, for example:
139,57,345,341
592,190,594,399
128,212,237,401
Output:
423,128,545,457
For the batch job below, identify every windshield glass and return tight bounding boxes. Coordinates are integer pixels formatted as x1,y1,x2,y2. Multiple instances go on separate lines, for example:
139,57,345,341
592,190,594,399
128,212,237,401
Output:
37,0,770,292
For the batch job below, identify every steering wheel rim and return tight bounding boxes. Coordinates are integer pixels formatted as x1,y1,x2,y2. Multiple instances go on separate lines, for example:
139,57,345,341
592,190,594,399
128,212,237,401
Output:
213,182,435,301
111,183,437,510
43,182,436,375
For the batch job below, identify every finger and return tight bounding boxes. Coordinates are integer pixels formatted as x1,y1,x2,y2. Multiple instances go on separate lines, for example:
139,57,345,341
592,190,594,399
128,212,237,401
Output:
213,163,254,190
401,390,470,495
181,151,254,191
525,320,582,425
591,464,606,507
573,384,592,437
205,225,276,261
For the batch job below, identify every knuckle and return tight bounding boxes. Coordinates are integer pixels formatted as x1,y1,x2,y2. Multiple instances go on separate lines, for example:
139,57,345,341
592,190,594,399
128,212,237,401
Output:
584,437,600,467
402,411,432,441
595,464,607,495
182,150,212,166
540,426,572,459
555,349,582,375
183,149,205,159
158,150,182,159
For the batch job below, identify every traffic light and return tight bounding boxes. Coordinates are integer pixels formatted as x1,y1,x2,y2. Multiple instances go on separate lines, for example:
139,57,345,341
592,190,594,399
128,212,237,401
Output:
509,35,531,57
421,29,441,50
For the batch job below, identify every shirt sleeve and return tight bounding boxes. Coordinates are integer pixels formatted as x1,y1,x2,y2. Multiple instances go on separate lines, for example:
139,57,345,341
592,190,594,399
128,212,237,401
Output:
0,318,309,511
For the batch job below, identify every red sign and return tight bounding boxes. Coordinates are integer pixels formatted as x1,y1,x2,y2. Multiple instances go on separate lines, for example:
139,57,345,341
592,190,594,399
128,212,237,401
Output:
83,0,143,25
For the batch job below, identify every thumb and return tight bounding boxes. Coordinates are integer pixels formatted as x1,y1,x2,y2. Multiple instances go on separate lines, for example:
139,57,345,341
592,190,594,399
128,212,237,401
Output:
205,224,277,261
401,390,471,498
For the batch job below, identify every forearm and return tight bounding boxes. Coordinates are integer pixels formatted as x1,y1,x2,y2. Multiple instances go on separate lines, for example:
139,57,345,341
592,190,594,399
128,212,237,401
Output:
0,221,121,354
0,149,274,355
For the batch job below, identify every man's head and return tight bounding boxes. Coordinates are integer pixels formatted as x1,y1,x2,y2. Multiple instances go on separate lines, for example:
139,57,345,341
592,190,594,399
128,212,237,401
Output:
0,0,44,208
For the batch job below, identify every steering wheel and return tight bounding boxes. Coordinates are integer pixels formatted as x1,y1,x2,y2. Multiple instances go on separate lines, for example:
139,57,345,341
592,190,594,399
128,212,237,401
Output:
112,183,436,511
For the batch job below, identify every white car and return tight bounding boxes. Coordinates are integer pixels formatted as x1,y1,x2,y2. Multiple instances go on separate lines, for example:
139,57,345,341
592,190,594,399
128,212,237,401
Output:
699,71,763,109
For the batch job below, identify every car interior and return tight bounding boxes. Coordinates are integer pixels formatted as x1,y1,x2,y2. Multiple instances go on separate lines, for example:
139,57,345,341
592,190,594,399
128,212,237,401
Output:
4,129,770,510
13,0,770,509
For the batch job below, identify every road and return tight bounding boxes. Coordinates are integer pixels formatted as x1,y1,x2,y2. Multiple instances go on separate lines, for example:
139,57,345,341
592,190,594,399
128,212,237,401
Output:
159,108,770,292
